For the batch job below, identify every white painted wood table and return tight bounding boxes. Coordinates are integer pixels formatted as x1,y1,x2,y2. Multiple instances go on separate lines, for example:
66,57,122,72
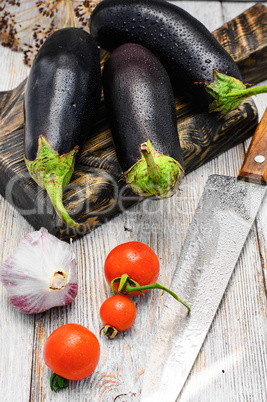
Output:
0,1,266,401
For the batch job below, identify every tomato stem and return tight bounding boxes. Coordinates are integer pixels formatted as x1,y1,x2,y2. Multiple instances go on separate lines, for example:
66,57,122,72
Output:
50,373,69,392
111,274,191,312
100,325,119,339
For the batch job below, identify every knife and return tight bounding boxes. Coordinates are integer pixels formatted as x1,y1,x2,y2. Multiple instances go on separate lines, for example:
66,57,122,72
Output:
140,107,267,402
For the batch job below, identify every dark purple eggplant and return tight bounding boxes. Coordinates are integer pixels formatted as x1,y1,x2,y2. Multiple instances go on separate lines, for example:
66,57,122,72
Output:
24,28,101,229
90,0,267,113
102,43,184,198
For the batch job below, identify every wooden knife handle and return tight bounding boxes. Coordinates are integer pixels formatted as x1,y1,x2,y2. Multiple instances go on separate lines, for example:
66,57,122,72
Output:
238,108,267,185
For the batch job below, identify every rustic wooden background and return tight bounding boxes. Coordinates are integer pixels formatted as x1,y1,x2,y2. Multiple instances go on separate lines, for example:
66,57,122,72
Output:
0,2,266,402
0,3,266,239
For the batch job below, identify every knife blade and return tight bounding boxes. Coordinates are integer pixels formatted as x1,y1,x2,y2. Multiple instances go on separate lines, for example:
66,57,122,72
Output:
140,107,267,402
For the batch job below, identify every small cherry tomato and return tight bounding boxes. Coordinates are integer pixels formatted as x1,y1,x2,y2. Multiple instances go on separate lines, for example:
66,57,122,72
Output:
100,295,136,338
43,323,100,390
104,241,160,296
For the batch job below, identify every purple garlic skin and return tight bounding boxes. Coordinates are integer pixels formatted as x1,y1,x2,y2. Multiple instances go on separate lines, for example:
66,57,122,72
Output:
0,228,78,314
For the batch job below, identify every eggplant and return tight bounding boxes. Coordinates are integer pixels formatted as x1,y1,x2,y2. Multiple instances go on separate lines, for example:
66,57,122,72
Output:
24,28,101,229
102,43,184,198
91,0,267,113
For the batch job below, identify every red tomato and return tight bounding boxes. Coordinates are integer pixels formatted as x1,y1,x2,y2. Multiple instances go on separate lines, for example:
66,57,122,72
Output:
43,323,100,381
104,241,160,296
100,295,136,335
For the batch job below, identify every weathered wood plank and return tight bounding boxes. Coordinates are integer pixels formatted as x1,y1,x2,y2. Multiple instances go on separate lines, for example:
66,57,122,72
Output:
0,3,266,402
215,2,267,83
0,215,35,401
28,3,267,402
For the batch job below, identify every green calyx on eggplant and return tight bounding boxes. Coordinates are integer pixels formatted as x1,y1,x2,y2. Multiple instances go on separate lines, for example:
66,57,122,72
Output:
125,141,184,198
202,70,267,113
24,28,102,229
25,136,79,228
90,0,267,113
102,43,184,198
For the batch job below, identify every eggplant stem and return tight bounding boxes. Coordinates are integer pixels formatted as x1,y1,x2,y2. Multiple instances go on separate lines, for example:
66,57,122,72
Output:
111,274,191,312
141,142,161,183
204,70,267,113
46,180,80,229
24,136,81,229
209,84,267,113
234,84,267,98
125,140,184,198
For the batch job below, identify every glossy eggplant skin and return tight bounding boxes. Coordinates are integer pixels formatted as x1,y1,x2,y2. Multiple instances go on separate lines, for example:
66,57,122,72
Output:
24,28,101,161
90,0,242,106
102,43,184,198
23,28,101,229
103,43,183,171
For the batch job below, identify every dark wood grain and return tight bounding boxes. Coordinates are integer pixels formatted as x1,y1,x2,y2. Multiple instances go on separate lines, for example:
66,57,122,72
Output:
0,4,265,240
213,3,267,84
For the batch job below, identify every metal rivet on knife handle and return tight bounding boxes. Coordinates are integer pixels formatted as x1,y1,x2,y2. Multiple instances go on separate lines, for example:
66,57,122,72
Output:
238,107,267,185
254,155,265,164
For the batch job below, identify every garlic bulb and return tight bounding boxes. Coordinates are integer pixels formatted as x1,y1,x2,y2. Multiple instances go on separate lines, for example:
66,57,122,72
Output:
0,228,77,314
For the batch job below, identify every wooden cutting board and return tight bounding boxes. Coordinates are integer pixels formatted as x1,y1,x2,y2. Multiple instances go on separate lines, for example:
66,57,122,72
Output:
0,3,266,240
